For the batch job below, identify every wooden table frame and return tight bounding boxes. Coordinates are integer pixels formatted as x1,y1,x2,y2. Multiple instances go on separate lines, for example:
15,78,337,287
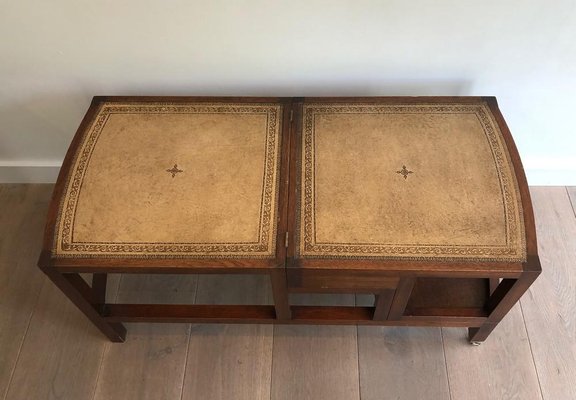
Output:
38,96,540,344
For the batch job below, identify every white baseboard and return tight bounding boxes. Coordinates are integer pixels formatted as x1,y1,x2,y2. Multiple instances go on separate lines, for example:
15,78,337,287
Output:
525,169,576,186
523,156,576,186
0,162,62,183
0,162,574,186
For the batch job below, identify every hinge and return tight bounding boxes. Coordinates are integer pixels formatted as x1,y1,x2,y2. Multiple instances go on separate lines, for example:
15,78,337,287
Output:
289,109,293,123
285,232,289,248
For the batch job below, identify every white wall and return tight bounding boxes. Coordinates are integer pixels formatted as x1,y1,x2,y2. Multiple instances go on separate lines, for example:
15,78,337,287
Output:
1,0,575,184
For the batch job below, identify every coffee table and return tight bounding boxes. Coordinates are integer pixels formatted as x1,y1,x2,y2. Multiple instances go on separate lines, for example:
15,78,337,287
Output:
38,96,540,344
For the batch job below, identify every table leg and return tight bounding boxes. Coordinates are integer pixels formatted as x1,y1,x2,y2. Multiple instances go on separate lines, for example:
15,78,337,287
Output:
387,278,416,320
270,268,291,320
469,257,541,344
92,273,108,304
39,266,126,342
373,289,395,320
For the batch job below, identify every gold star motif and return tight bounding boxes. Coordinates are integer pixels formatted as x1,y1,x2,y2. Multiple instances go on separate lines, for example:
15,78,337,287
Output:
396,165,414,179
166,164,183,178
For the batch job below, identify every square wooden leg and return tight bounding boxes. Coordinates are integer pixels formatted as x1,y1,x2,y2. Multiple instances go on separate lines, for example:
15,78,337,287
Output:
387,278,416,320
373,289,395,320
469,257,541,344
92,273,108,304
270,268,291,320
39,266,126,342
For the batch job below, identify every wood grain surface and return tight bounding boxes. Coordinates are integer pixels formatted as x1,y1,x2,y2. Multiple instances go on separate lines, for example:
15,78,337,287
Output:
443,304,542,400
4,273,120,400
92,275,197,400
0,185,51,399
359,326,450,399
271,294,360,400
182,275,274,400
567,186,576,206
355,294,450,399
520,187,576,399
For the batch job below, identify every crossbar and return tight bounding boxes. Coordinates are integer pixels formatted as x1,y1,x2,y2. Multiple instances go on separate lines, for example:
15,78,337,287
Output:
103,304,486,327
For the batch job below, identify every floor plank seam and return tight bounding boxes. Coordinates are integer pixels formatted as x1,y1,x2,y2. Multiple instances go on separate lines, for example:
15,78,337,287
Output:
355,325,362,400
440,329,453,400
90,342,109,400
354,294,362,400
269,325,276,400
565,187,576,219
519,300,545,400
177,324,193,400
178,276,200,400
91,273,125,400
2,276,47,400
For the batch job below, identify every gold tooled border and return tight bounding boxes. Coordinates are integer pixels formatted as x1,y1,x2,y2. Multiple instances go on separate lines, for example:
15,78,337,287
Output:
53,102,282,258
297,103,527,262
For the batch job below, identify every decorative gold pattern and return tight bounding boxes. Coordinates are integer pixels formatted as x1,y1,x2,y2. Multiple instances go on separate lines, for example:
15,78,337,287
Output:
396,165,414,179
53,102,282,258
166,164,183,178
298,103,526,262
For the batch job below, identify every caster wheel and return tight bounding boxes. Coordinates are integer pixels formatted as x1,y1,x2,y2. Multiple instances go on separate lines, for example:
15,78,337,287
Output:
470,341,482,346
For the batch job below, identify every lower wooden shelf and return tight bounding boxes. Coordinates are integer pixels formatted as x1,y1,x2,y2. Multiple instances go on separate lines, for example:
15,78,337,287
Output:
103,304,487,328
405,277,490,318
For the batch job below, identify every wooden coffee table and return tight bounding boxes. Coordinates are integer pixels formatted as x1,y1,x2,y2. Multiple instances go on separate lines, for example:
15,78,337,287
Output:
38,96,540,344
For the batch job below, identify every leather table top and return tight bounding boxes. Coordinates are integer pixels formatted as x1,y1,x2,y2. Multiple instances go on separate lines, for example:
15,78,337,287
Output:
296,101,526,262
52,101,283,259
48,97,527,264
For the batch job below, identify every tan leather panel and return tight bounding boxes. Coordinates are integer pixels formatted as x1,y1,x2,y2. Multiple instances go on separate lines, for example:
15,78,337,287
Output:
297,103,526,261
54,102,282,258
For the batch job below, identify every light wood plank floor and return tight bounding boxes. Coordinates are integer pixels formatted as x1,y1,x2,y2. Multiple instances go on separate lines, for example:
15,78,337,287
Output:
1,184,575,400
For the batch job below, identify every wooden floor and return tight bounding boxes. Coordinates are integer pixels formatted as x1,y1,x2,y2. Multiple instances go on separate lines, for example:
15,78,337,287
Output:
1,184,575,400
